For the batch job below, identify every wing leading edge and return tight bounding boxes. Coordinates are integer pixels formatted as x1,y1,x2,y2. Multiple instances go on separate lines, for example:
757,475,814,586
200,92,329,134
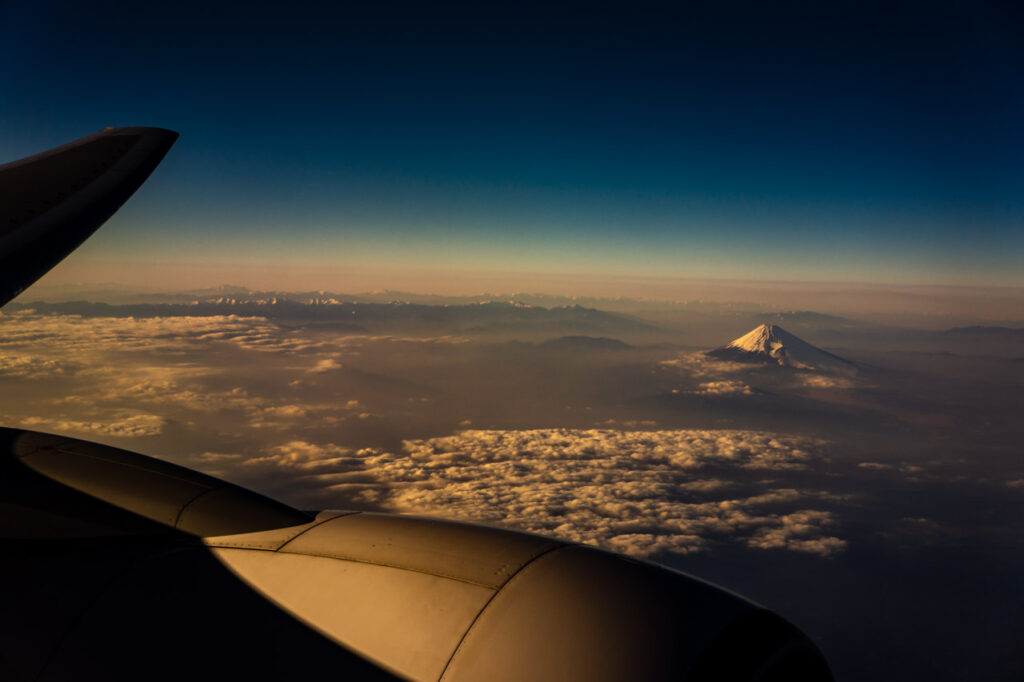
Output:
0,126,178,306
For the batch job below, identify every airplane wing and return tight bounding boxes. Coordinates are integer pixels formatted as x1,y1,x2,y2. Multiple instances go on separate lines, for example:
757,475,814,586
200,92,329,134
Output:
0,129,833,681
0,126,178,306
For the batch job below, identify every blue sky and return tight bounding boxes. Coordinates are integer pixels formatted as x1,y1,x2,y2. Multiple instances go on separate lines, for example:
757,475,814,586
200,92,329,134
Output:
2,0,1022,291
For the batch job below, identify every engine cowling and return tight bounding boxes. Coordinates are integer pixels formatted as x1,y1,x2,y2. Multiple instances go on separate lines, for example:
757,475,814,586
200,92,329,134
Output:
1,429,831,681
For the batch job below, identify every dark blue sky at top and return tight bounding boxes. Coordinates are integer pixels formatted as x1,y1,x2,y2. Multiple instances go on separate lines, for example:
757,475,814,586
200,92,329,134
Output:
2,0,1023,287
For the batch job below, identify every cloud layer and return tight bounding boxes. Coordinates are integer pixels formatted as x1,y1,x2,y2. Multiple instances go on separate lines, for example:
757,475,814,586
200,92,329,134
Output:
0,312,459,436
661,349,861,395
233,428,846,558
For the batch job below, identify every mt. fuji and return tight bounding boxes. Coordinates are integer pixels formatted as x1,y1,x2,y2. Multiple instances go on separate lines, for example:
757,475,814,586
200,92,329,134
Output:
707,324,855,372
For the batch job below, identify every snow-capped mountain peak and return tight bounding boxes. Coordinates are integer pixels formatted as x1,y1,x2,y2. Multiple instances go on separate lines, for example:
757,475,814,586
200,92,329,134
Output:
708,323,854,372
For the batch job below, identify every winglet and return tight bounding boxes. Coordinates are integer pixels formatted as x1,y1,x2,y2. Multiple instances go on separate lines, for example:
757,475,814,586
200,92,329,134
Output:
0,126,178,306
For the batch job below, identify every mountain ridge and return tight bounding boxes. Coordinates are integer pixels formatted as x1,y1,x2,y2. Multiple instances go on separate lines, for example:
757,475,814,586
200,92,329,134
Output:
707,323,855,372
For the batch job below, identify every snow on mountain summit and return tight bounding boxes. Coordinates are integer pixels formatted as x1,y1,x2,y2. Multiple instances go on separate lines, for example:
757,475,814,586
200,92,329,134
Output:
707,323,855,372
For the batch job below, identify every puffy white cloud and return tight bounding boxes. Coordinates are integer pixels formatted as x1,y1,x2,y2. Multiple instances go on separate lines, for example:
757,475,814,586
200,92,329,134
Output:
309,357,343,373
693,380,753,396
18,413,165,437
241,428,845,558
746,510,846,554
56,372,277,422
859,461,927,477
246,404,311,428
858,462,894,470
660,352,748,378
797,374,856,389
0,353,80,378
194,452,243,463
245,440,365,470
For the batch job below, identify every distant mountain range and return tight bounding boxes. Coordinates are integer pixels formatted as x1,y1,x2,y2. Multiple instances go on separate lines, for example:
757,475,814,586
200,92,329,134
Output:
5,299,657,337
9,288,1023,353
943,326,1024,340
707,324,856,372
538,336,633,351
9,284,770,313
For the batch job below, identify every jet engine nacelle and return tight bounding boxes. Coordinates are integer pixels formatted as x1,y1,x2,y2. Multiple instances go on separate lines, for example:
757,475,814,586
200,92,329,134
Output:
2,428,831,681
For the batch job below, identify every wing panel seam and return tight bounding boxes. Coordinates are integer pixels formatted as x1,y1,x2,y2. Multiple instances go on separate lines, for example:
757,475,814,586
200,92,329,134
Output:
436,543,567,682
